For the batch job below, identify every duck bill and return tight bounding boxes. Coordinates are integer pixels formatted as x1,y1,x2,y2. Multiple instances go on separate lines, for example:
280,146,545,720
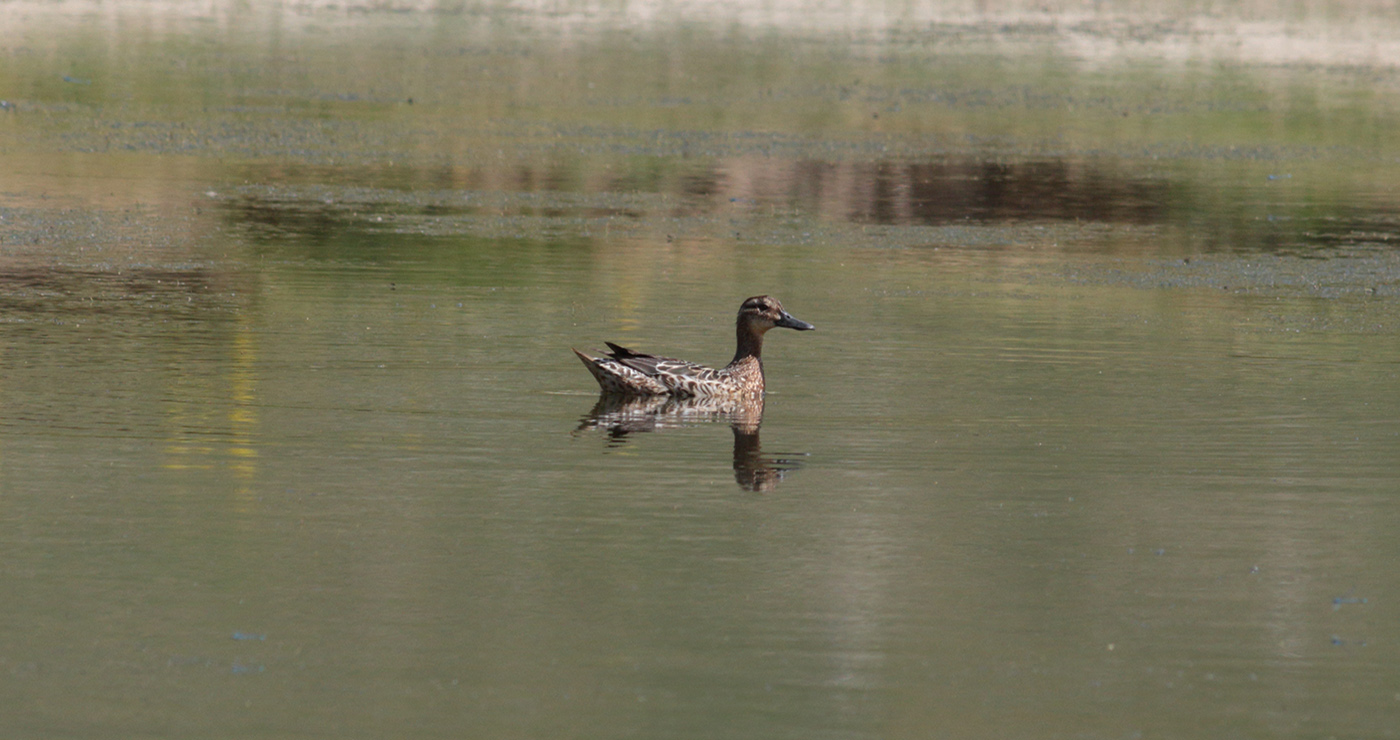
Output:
775,311,815,331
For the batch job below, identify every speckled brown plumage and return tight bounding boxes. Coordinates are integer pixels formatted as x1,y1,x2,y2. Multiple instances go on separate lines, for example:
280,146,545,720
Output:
573,295,814,397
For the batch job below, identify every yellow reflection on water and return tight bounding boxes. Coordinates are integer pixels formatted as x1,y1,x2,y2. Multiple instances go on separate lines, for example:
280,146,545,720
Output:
161,297,259,511
226,313,259,493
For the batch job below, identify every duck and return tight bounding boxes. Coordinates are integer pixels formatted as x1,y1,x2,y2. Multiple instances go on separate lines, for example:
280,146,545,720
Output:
573,295,814,397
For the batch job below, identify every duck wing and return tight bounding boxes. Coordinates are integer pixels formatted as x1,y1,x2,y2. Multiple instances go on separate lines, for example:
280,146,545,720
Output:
603,342,714,380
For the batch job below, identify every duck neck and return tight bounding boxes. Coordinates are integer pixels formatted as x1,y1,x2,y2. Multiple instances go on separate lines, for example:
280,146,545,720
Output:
731,321,766,366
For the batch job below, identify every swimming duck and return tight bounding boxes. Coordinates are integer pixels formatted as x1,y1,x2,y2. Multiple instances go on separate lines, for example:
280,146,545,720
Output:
573,295,814,397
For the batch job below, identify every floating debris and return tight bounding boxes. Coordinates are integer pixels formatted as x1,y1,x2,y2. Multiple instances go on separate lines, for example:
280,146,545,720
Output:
1332,596,1367,610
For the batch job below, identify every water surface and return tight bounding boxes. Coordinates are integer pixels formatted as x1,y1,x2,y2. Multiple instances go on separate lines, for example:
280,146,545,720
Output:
2,2,1400,738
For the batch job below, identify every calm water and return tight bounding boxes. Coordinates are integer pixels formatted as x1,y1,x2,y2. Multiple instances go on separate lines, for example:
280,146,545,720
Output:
3,1,1400,737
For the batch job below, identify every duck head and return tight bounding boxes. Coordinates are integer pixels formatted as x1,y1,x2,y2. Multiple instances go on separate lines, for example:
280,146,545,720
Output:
738,295,815,333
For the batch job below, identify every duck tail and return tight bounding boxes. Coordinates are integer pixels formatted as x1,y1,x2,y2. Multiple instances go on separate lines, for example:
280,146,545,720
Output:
573,348,613,390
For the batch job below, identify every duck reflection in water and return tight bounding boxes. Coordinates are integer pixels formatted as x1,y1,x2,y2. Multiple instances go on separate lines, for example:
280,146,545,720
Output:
576,393,806,492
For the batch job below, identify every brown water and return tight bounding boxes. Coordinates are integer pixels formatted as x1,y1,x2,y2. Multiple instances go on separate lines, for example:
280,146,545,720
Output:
3,2,1400,737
